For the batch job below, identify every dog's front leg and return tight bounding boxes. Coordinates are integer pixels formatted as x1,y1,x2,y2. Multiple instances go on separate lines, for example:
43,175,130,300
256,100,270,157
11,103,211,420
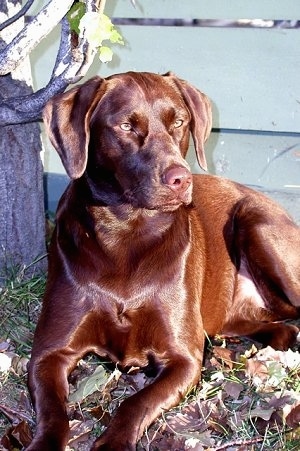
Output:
91,353,202,451
27,351,77,451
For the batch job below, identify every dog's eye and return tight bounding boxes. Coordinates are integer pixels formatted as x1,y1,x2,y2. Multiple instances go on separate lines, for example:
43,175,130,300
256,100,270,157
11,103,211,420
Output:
174,119,183,128
120,123,132,131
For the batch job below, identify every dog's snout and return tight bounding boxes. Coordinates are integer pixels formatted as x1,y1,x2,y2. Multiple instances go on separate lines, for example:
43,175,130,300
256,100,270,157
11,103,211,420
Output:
162,166,192,193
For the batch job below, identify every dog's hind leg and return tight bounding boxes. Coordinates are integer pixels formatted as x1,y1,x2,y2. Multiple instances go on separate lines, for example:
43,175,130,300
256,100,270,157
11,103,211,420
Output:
222,196,300,350
223,316,299,351
233,197,300,309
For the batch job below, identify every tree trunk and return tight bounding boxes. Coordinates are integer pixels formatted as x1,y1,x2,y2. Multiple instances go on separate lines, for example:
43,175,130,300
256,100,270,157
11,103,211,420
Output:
0,0,46,282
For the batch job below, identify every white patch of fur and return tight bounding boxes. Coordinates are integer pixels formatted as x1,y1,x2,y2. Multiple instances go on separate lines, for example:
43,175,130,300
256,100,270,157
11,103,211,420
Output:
236,260,266,309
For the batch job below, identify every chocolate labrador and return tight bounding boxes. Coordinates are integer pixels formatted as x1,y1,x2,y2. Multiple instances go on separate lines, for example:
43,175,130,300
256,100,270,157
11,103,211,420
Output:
27,71,300,450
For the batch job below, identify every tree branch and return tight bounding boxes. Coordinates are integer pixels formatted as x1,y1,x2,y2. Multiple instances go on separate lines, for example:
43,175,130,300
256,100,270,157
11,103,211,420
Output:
0,0,34,32
0,0,74,75
0,0,108,125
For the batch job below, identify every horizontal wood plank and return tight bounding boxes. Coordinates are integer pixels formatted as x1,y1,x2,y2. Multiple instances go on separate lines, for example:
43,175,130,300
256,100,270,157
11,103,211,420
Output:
107,0,300,20
42,128,300,191
28,1,300,219
43,127,300,220
32,26,300,133
88,26,300,133
27,0,300,20
187,131,300,193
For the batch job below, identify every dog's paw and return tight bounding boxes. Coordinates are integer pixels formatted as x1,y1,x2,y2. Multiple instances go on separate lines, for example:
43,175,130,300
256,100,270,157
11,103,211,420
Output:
91,437,135,451
26,440,65,451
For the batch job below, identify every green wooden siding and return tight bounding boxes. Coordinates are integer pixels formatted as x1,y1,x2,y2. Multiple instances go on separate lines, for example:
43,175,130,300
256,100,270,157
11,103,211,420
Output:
106,0,300,20
29,1,300,220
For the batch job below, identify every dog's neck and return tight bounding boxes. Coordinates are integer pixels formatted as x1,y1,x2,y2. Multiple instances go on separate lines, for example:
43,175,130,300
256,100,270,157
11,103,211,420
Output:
89,202,178,238
61,176,191,243
86,202,191,279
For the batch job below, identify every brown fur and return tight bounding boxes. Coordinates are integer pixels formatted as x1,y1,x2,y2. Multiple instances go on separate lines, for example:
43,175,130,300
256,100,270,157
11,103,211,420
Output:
27,72,300,450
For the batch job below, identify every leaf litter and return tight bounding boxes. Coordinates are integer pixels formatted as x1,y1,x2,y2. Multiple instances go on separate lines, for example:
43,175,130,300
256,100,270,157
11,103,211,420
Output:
1,290,300,450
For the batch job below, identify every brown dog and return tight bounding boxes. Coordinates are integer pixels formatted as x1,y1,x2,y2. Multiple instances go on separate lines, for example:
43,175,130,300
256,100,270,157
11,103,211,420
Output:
27,71,300,450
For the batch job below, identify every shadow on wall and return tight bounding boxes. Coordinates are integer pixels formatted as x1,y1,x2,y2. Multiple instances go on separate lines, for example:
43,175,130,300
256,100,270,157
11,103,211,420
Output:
43,173,69,214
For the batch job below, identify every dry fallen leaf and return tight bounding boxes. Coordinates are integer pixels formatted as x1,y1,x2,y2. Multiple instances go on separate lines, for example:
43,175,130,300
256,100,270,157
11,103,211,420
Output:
1,420,33,449
69,365,109,404
248,405,275,421
223,380,244,399
12,356,30,376
212,346,236,369
68,419,94,447
0,340,10,352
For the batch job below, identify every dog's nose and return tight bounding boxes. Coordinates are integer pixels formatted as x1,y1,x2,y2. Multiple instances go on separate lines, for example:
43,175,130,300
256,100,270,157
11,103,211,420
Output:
162,165,192,193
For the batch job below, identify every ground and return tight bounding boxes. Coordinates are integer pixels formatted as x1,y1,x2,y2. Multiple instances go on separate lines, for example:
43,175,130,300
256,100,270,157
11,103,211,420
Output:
1,271,300,451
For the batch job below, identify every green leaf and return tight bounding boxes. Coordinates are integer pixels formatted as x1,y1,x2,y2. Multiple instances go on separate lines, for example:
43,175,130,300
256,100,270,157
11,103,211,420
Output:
79,13,115,47
78,12,124,63
67,2,86,35
266,361,287,386
110,29,124,45
99,46,113,63
68,365,108,403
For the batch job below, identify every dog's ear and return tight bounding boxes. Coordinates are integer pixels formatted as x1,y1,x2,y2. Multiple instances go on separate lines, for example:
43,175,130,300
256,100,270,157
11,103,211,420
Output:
165,73,212,171
43,76,105,179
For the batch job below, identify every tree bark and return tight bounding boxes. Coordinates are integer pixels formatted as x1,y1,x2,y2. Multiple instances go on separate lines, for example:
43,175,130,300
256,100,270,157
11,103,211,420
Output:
0,0,46,281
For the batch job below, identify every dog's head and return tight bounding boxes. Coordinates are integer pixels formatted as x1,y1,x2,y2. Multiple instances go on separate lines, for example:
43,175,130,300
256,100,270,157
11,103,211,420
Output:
43,72,212,210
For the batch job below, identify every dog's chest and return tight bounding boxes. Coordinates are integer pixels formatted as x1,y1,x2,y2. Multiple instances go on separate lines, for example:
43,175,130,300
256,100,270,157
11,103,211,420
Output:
87,209,190,284
81,286,189,368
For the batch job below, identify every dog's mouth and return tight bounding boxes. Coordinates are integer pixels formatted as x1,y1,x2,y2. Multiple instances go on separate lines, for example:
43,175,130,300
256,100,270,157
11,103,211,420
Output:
123,186,192,210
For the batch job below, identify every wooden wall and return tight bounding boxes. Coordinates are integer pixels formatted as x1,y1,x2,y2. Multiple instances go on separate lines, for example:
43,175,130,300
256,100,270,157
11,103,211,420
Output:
29,1,300,221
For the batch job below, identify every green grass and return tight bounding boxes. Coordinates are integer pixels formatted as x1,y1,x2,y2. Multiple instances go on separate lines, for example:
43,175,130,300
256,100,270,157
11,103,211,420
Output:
0,269,45,441
0,270,45,353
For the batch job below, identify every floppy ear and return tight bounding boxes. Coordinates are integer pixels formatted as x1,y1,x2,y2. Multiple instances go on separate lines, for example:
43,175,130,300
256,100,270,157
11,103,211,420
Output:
43,76,105,179
166,73,212,171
